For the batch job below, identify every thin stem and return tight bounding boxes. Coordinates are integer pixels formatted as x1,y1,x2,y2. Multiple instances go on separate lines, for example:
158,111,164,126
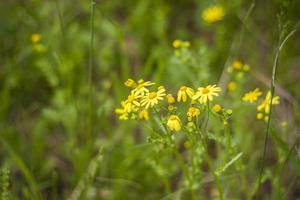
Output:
256,29,296,197
88,0,95,137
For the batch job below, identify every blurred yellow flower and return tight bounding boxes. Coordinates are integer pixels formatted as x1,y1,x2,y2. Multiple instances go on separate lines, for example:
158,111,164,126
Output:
172,39,181,48
139,109,149,121
232,60,242,70
227,81,237,91
177,86,194,102
141,86,166,109
167,115,181,132
132,79,155,96
257,91,280,114
256,113,263,120
202,5,225,23
31,33,41,43
167,94,175,104
193,85,221,104
187,107,200,121
213,104,222,113
243,64,250,72
242,88,262,103
124,79,136,88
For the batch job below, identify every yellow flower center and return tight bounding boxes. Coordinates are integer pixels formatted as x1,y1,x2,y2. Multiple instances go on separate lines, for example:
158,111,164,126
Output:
180,86,187,91
149,92,157,99
189,107,196,114
202,88,210,94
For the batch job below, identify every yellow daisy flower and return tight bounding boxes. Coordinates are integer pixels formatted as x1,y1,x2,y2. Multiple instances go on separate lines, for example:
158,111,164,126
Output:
141,86,166,109
167,115,182,132
124,93,141,112
242,88,262,103
202,5,225,23
132,79,155,96
139,109,149,121
177,86,194,102
257,91,280,114
193,85,221,104
187,107,200,121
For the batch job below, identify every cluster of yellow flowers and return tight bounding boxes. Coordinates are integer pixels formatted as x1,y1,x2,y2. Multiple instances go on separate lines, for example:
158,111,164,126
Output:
227,60,251,92
242,88,280,120
202,5,225,24
116,79,224,132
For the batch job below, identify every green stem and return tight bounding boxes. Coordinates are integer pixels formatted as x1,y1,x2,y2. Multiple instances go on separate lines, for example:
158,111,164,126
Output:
256,29,296,197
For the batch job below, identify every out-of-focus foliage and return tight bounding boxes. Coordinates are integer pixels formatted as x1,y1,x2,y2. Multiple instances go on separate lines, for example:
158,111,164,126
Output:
0,0,299,199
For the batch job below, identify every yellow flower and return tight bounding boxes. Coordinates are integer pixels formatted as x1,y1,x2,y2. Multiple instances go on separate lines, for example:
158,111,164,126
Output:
172,39,181,48
213,104,222,113
139,109,149,121
132,79,155,96
243,64,250,72
124,93,140,112
167,94,175,104
177,86,194,102
193,85,221,104
31,33,41,43
227,81,237,91
187,107,200,121
232,60,242,70
257,91,280,114
115,101,129,120
124,79,136,88
242,88,262,103
167,115,181,132
256,113,263,120
141,86,166,109
202,5,225,23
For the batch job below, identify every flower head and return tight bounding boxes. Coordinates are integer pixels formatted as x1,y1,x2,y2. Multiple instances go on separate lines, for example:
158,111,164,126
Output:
232,60,242,70
213,104,222,113
132,79,155,96
187,107,200,121
257,91,280,114
124,92,141,112
141,86,166,109
124,79,136,88
193,85,221,104
227,81,237,91
242,88,262,103
31,33,41,43
202,5,225,23
172,39,181,48
167,94,175,104
167,115,181,132
177,86,194,102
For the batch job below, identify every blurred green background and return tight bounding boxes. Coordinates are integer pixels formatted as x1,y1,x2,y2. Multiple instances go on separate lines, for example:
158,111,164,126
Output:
0,0,300,199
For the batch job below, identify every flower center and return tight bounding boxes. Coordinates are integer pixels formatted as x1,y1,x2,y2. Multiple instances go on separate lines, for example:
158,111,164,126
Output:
180,86,187,92
189,107,196,114
202,88,210,94
149,92,157,99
